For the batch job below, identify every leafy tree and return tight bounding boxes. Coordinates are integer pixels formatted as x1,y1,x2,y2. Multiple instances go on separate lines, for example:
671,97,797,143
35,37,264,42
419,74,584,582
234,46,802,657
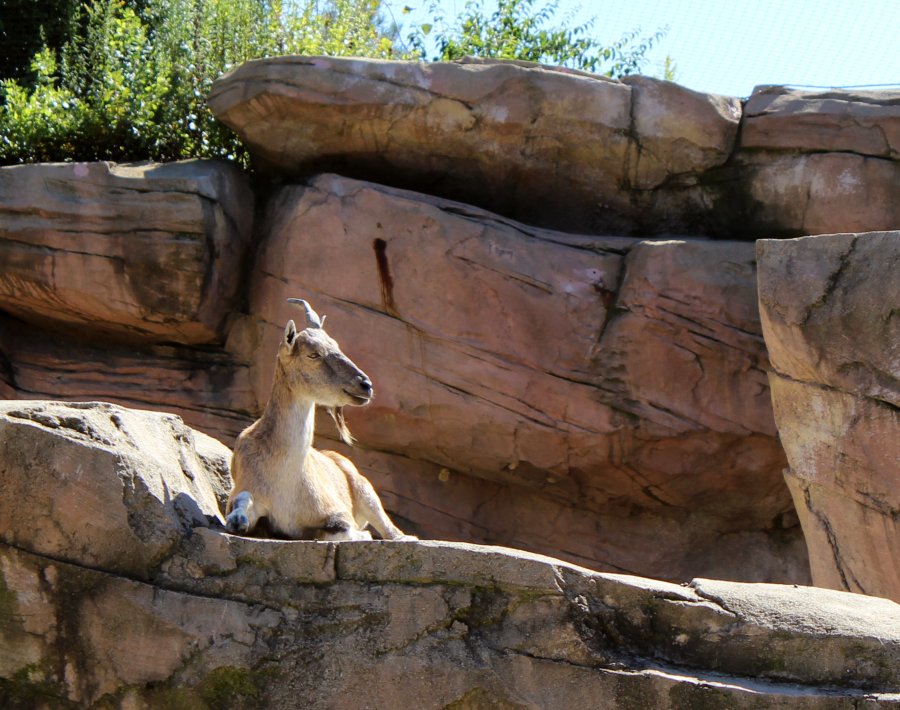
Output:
659,54,677,82
0,0,669,166
408,0,667,77
146,0,401,160
0,0,403,165
0,0,80,84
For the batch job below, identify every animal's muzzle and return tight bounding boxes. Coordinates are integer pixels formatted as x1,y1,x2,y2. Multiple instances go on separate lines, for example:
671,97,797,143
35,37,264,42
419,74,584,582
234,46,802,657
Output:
344,374,373,404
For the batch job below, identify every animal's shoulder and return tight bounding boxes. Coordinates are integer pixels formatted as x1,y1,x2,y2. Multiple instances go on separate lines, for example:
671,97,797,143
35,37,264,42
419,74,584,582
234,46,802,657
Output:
315,448,357,474
233,417,277,454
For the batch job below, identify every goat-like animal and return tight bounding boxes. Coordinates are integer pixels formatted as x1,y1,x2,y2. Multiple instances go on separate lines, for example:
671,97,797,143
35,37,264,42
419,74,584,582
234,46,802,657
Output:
225,299,413,541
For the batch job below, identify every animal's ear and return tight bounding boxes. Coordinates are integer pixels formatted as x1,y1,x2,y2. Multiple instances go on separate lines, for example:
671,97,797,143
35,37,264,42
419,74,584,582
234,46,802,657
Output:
284,319,297,345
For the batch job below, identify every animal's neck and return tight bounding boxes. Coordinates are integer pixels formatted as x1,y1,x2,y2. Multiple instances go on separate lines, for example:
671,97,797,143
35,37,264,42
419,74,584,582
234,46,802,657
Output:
260,365,316,464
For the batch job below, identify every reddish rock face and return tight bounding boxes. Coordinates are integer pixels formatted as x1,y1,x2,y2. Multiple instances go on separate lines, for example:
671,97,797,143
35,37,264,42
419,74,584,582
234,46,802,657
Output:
0,160,253,345
0,161,810,583
758,232,900,603
1,56,897,625
208,56,741,235
244,174,807,582
208,58,900,238
742,86,900,159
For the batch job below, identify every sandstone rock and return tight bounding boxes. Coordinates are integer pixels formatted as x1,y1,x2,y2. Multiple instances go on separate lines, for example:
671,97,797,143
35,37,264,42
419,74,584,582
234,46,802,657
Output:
720,86,900,237
0,168,812,584
758,232,899,404
208,56,900,238
769,376,900,603
758,232,900,603
245,173,806,583
621,74,741,189
0,313,258,443
0,160,253,344
743,86,900,159
208,56,740,234
716,153,900,238
2,476,899,707
0,400,231,579
1,402,896,706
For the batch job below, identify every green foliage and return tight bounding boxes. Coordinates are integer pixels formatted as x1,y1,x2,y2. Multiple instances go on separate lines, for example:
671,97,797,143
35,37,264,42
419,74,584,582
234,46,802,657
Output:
1,48,89,162
408,0,667,77
0,0,81,84
146,0,401,162
0,0,403,166
0,663,73,710
660,53,678,82
1,0,669,166
198,666,263,707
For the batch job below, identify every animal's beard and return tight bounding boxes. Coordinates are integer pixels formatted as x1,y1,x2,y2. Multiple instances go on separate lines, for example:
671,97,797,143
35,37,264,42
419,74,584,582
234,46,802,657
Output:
328,406,355,445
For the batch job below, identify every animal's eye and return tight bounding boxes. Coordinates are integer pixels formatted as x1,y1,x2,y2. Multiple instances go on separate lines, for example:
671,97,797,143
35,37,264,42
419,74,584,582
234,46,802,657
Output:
307,352,321,360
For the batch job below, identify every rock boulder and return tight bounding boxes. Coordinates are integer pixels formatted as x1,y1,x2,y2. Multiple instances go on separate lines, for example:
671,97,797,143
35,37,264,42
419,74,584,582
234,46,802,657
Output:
244,173,806,583
742,86,900,159
209,57,900,238
0,160,253,344
1,402,897,707
0,400,231,579
208,56,741,235
758,231,900,603
716,87,900,238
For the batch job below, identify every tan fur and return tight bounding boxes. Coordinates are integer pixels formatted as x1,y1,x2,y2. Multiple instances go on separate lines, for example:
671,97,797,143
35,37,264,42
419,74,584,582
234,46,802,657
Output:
225,302,413,541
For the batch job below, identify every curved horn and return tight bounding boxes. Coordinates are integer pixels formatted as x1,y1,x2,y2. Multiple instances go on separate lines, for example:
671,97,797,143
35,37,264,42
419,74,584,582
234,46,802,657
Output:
287,298,324,329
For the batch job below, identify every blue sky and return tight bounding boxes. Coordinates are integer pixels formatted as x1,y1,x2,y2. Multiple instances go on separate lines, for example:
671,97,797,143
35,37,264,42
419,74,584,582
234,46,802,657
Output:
385,0,900,98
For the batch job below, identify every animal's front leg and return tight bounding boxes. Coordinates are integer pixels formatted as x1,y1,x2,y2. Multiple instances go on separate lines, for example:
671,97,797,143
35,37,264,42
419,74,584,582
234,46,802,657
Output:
226,491,260,534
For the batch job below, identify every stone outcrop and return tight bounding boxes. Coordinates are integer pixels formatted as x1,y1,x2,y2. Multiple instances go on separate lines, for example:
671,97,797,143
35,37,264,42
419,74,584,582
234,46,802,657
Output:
3,60,899,592
0,313,256,442
208,56,742,235
724,86,900,238
245,174,805,582
209,57,900,237
758,231,900,603
0,167,809,583
0,400,231,579
0,160,253,344
742,86,900,158
2,57,898,704
1,401,897,708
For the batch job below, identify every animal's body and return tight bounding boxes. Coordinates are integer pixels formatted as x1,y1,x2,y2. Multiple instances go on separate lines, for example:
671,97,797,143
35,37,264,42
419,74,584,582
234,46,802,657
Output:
225,299,413,541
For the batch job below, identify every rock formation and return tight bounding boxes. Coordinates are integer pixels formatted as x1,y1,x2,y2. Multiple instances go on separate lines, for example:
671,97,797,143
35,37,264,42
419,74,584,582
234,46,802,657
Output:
0,160,253,344
1,401,897,707
247,174,804,582
758,231,900,603
207,56,741,236
2,58,899,590
0,163,808,583
742,86,900,158
209,57,900,237
0,160,258,437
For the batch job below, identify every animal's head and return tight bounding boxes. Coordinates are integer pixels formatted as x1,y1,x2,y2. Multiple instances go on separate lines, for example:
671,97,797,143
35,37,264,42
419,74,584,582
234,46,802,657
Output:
278,298,373,444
